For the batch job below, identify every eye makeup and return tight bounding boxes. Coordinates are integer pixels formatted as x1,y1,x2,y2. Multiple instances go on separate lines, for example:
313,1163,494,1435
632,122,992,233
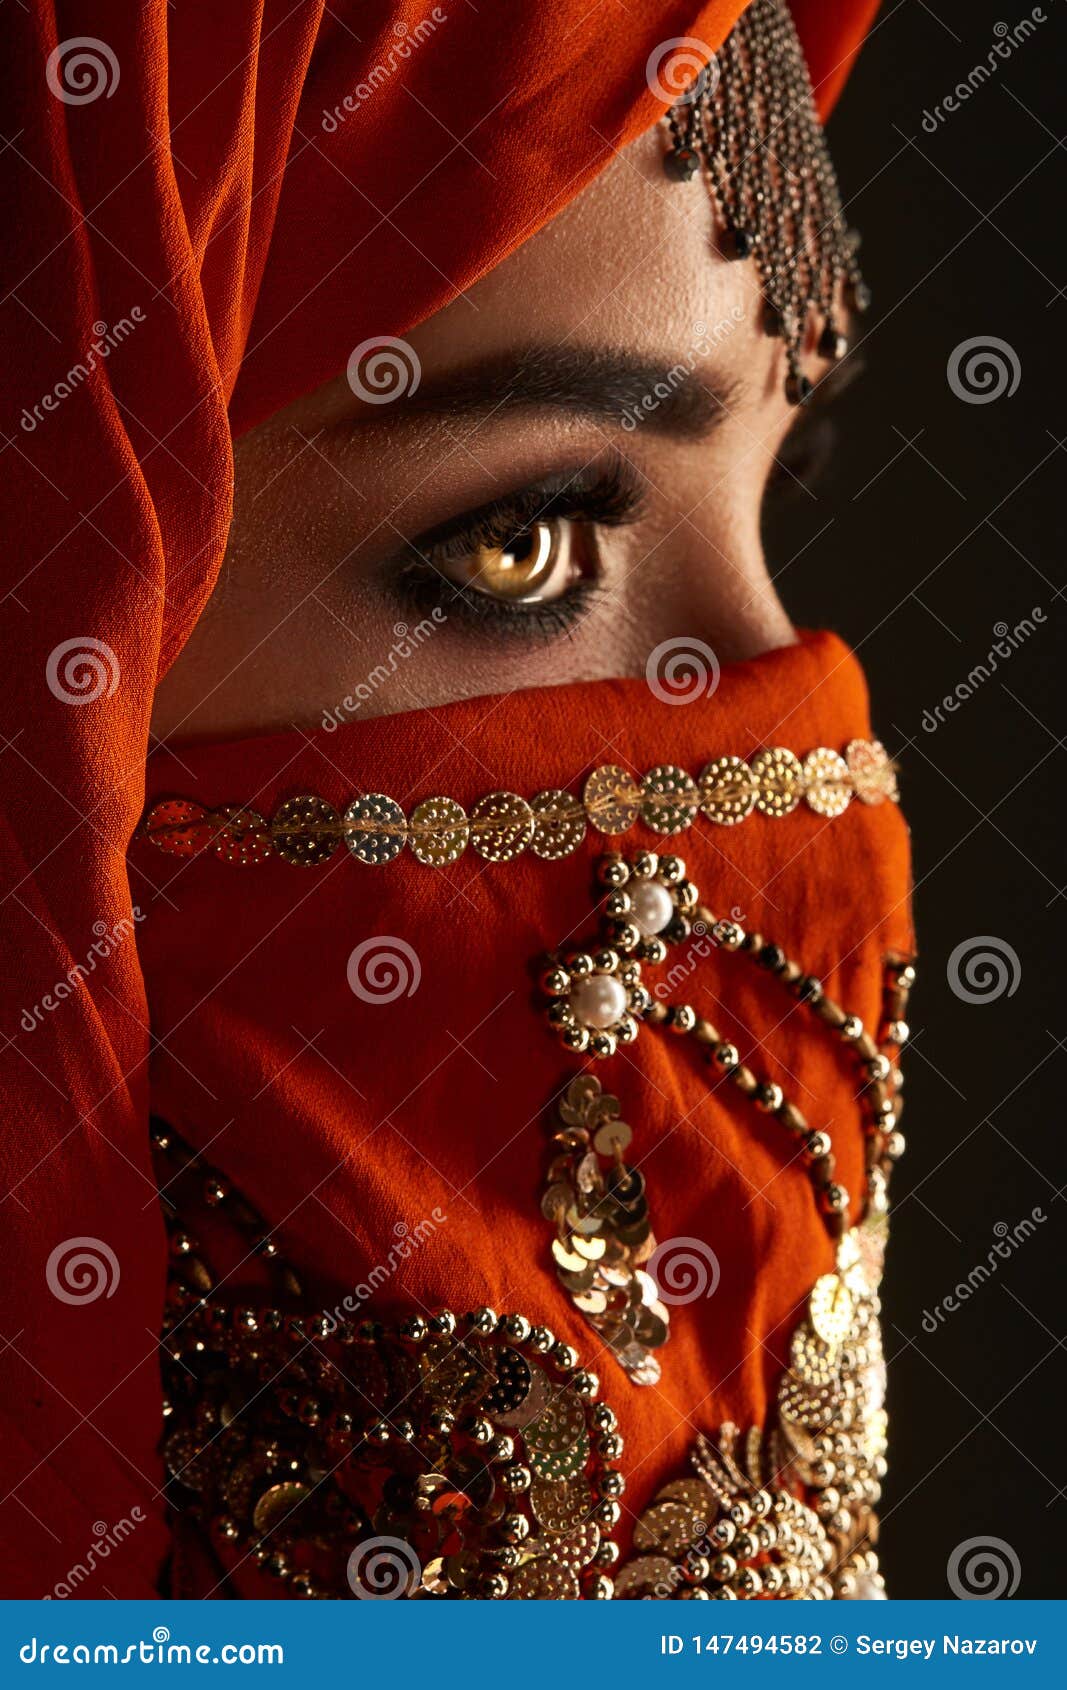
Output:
382,456,644,643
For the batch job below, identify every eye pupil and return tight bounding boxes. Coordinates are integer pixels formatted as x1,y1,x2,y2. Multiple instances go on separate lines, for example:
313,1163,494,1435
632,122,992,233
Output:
505,529,536,566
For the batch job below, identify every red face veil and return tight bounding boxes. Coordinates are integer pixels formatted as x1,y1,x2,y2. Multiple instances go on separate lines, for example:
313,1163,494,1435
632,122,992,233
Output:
0,1,893,1600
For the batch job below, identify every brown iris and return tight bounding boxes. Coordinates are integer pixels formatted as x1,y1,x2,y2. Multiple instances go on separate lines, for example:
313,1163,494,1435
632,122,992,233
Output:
446,519,574,603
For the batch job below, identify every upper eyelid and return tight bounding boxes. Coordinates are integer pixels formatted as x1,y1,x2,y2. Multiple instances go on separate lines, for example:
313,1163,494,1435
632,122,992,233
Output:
399,459,644,566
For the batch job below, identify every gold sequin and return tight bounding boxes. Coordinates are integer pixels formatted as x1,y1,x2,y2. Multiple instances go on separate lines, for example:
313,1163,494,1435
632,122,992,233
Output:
699,755,757,825
808,1271,855,1348
612,1555,675,1598
634,1499,710,1555
528,1430,589,1481
143,798,213,858
211,806,273,866
847,738,898,805
530,789,587,860
750,747,803,817
508,1559,581,1599
343,794,407,864
526,1390,586,1455
270,795,340,865
802,747,852,818
470,791,535,862
529,1477,595,1533
641,765,700,835
408,796,469,866
583,765,641,835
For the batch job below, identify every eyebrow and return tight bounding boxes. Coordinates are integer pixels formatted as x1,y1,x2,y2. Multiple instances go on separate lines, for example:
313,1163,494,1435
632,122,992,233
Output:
394,344,738,440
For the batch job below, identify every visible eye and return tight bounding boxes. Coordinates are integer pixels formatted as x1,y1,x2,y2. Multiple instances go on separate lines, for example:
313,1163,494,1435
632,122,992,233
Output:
435,517,584,604
385,460,643,642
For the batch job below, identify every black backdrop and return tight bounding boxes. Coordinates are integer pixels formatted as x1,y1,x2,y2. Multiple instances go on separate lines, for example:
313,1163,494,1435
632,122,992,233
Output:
765,0,1065,1599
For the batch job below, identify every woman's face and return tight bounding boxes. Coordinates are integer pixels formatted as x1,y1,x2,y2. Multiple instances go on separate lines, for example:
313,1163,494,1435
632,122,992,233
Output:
152,125,823,742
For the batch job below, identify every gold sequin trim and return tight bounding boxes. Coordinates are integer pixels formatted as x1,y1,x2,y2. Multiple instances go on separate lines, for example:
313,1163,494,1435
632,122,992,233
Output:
543,1076,667,1386
141,740,898,869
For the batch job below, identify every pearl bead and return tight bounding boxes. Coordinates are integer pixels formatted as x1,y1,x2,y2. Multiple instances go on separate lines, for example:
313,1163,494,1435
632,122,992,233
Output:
628,879,674,937
571,974,627,1030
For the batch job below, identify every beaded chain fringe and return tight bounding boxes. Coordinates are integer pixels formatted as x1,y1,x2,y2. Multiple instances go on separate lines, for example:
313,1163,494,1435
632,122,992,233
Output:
663,0,868,403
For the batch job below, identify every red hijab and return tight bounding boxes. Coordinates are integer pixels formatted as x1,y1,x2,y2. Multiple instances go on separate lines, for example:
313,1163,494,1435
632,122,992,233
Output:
1,2,881,1598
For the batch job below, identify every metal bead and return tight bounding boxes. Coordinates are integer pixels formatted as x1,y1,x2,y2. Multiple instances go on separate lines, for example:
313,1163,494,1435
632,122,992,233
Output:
501,1465,532,1494
597,855,630,887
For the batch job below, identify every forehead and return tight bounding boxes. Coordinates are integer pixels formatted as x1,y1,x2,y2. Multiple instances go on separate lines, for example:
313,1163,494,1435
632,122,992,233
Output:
407,126,764,375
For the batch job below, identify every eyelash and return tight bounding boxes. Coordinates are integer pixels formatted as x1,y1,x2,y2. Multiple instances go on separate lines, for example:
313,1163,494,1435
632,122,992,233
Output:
389,459,643,641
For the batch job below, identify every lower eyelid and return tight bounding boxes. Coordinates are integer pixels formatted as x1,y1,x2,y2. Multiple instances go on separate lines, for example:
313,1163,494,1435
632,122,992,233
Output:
394,561,601,642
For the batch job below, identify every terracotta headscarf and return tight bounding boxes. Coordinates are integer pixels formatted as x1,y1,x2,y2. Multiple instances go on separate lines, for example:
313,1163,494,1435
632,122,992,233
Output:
0,2,883,1598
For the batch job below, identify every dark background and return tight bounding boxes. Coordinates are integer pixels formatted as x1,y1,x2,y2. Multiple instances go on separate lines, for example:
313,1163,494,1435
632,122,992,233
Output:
766,0,1065,1599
